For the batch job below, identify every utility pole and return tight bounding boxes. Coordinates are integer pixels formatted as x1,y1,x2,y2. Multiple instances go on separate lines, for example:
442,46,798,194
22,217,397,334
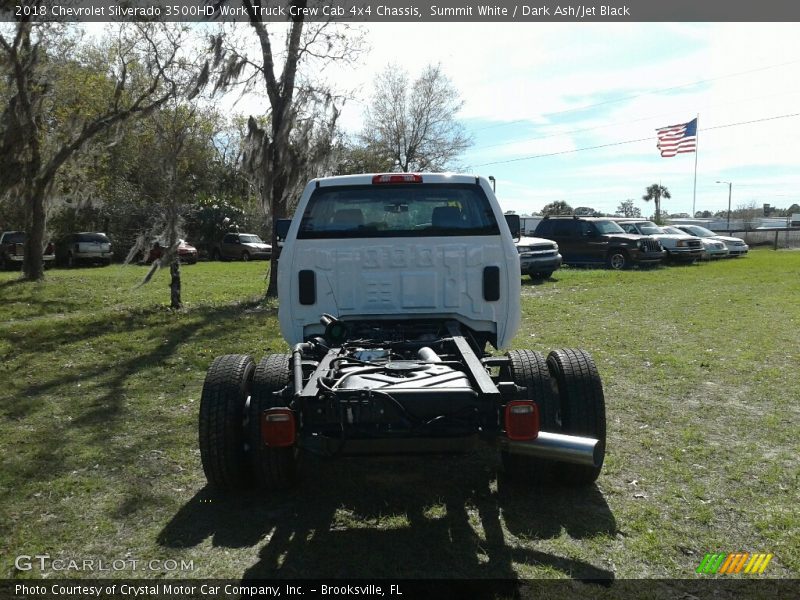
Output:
717,180,733,231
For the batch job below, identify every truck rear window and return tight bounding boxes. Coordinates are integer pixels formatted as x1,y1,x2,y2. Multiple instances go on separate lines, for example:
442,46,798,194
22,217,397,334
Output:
3,232,26,244
297,183,500,239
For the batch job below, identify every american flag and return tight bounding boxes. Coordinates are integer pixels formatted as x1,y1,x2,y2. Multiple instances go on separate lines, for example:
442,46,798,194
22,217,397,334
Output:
656,118,697,157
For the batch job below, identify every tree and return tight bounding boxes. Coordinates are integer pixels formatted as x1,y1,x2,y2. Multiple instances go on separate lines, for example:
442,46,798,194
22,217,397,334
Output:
0,18,200,281
642,184,671,224
361,63,471,173
574,206,598,216
331,136,395,175
541,200,573,216
616,199,641,218
209,4,364,296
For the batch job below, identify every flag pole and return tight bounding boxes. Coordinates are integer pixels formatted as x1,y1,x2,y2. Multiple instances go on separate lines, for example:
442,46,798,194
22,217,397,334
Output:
692,114,700,218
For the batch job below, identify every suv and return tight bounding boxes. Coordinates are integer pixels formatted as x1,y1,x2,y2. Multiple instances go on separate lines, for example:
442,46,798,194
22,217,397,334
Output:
55,232,113,267
533,216,665,269
613,219,704,263
198,173,607,493
0,231,55,270
211,233,272,261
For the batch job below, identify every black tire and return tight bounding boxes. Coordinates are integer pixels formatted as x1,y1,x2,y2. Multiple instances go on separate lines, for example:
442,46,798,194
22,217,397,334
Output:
67,252,75,268
241,251,250,262
249,354,298,490
606,249,628,270
500,349,558,482
199,354,255,490
529,271,553,280
546,349,606,485
212,249,221,261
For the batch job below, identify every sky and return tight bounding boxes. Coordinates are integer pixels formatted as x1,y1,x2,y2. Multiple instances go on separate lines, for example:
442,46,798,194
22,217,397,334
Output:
302,22,800,217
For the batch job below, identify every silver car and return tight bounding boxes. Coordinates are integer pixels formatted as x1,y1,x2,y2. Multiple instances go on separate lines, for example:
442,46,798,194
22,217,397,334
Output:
662,226,728,259
674,225,749,257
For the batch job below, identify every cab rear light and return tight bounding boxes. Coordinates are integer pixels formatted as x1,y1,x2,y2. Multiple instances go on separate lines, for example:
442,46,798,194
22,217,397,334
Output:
372,174,423,184
260,408,296,447
505,401,539,441
45,242,54,254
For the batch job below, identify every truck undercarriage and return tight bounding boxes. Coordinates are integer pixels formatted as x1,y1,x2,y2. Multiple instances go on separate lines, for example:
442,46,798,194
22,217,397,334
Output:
199,315,606,491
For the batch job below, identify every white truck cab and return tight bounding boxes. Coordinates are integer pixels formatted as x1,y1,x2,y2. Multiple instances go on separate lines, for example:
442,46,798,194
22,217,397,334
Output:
278,173,521,349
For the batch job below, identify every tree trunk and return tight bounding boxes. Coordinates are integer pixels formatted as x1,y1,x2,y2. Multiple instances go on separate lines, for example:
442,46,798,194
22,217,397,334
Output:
22,183,46,281
265,163,287,298
170,259,182,309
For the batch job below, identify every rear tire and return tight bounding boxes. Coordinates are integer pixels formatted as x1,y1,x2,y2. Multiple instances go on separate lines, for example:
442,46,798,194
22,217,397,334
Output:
241,251,250,262
529,271,553,280
249,354,298,490
212,249,221,261
67,252,75,268
546,349,606,486
199,354,255,490
500,350,558,483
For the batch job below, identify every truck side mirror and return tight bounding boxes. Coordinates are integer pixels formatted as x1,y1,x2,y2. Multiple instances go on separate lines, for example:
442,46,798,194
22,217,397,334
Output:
275,218,291,242
504,214,521,240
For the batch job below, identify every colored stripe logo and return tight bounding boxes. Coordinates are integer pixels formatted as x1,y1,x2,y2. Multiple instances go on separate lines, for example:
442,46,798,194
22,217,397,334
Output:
697,553,773,574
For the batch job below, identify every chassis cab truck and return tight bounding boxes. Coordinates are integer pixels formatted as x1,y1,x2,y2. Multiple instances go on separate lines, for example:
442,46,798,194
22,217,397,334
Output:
199,174,606,490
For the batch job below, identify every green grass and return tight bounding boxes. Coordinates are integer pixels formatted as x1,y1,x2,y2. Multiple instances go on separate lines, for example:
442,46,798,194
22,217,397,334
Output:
1,252,798,580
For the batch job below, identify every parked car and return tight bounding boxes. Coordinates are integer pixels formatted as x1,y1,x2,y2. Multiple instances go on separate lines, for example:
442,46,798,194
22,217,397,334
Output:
145,239,198,264
0,231,55,270
673,225,749,257
662,226,728,259
177,239,198,264
533,216,665,270
516,235,562,279
211,233,272,261
55,232,113,267
613,219,704,263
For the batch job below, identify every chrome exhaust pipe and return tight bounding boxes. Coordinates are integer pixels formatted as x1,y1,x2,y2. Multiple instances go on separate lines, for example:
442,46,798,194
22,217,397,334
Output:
502,431,603,468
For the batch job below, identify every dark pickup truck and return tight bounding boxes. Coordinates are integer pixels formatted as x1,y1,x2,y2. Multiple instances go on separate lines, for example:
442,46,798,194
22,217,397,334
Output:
0,231,55,270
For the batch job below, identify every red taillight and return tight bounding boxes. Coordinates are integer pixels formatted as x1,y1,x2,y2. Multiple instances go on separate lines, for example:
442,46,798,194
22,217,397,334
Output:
260,408,296,447
45,243,54,254
505,401,539,441
372,173,423,184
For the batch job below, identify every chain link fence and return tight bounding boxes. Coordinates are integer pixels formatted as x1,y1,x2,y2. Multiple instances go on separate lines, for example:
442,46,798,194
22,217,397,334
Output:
726,228,800,249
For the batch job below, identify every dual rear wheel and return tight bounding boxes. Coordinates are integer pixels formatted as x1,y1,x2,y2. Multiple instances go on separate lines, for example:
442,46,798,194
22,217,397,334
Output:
198,353,297,491
502,348,606,486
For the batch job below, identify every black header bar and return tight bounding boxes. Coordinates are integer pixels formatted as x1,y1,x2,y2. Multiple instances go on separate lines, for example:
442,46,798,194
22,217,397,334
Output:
3,0,800,23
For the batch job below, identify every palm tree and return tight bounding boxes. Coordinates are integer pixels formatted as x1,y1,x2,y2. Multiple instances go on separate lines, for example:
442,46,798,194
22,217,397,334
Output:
642,184,671,224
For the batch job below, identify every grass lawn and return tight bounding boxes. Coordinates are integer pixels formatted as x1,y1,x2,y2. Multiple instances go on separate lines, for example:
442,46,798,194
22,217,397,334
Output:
1,252,798,581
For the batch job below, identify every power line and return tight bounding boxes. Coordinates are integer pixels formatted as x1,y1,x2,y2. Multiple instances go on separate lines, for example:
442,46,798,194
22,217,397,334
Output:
469,89,800,152
470,56,800,134
469,111,800,168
